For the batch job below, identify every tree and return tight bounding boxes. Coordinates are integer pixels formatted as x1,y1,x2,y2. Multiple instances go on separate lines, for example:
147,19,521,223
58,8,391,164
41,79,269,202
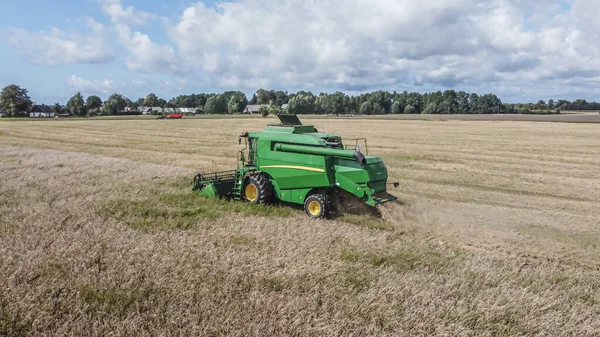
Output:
226,92,248,114
287,93,316,114
404,104,417,114
249,93,258,105
423,102,439,114
52,103,62,114
536,100,547,110
259,104,282,117
102,93,127,115
136,98,145,107
144,93,160,107
0,84,33,117
372,102,384,114
259,105,270,117
274,91,289,106
390,101,403,114
359,102,371,115
67,92,87,117
204,95,227,114
86,95,103,110
457,91,470,113
440,90,458,114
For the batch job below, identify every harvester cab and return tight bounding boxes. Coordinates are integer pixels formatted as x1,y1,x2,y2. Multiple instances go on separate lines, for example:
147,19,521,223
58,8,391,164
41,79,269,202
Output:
192,114,398,218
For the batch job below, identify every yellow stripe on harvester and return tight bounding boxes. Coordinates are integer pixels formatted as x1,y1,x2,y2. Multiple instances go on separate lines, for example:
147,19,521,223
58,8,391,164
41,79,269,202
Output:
260,165,325,173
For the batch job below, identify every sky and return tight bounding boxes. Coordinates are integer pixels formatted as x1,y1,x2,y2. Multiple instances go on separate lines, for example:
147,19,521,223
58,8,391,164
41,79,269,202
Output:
0,0,598,104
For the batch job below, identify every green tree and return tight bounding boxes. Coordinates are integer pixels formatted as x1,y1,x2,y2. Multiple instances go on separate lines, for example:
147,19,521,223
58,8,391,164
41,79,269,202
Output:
390,101,403,114
204,95,227,114
0,84,33,117
406,92,423,113
144,93,160,107
287,93,316,114
259,104,282,117
67,92,87,117
359,102,371,115
422,102,439,114
51,103,62,114
457,91,470,113
85,95,103,110
468,93,480,113
404,104,417,114
226,92,248,114
536,100,547,110
372,102,384,114
259,105,270,117
440,90,458,114
228,97,241,114
102,93,127,115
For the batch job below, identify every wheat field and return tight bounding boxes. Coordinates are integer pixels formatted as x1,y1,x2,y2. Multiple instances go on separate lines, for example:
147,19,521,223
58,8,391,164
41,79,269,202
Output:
1,117,599,336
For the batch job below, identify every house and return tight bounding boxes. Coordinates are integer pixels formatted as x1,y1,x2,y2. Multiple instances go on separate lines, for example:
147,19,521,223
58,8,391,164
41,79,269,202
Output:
242,105,266,114
56,108,72,118
178,107,197,114
150,107,163,113
139,107,153,115
30,105,55,118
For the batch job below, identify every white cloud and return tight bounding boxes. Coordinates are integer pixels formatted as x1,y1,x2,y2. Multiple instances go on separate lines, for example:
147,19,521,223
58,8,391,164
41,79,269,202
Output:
114,24,184,74
97,0,156,25
93,0,183,74
5,19,113,65
67,75,114,94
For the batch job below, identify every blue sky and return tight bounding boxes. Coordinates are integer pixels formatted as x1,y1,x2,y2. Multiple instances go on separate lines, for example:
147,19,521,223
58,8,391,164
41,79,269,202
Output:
1,0,597,104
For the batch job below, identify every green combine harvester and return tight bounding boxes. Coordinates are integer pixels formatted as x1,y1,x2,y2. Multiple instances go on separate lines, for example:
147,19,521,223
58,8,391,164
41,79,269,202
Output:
192,114,398,218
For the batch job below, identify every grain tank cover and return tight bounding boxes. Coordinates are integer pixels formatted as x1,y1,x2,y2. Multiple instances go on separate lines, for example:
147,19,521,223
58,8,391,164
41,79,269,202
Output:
275,114,302,126
264,114,317,134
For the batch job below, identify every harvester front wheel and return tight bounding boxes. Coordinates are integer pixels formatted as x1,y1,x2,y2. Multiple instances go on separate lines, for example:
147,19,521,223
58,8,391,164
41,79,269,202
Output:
304,194,330,219
244,174,274,204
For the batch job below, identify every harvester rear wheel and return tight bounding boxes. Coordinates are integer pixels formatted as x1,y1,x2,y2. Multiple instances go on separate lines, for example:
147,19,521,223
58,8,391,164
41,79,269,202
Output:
244,173,274,204
304,193,330,219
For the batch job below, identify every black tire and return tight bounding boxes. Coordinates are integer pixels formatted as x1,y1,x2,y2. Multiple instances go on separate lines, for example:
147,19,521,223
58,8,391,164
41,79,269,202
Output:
243,173,274,204
304,193,330,219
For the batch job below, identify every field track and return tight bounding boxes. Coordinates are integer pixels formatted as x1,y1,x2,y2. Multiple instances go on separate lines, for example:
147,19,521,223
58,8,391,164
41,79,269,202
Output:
1,118,599,336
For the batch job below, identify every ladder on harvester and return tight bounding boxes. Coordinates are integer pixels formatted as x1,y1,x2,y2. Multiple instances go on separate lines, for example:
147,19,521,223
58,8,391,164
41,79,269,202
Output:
232,169,244,200
232,149,246,201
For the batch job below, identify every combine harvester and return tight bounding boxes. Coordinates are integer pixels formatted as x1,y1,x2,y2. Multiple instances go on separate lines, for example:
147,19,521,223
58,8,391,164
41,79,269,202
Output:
192,114,398,218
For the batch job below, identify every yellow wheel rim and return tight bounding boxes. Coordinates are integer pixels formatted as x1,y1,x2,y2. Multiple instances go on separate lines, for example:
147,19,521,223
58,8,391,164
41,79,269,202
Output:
308,200,321,216
245,183,258,202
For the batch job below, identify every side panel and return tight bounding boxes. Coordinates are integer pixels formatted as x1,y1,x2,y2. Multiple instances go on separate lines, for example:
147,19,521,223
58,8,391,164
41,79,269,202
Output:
257,139,332,190
269,180,312,205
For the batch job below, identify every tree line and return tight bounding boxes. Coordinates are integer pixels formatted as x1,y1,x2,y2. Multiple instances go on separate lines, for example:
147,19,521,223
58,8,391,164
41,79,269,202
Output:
1,84,599,117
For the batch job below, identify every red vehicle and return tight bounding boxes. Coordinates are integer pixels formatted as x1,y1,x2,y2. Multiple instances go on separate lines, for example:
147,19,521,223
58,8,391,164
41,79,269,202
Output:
169,113,183,119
